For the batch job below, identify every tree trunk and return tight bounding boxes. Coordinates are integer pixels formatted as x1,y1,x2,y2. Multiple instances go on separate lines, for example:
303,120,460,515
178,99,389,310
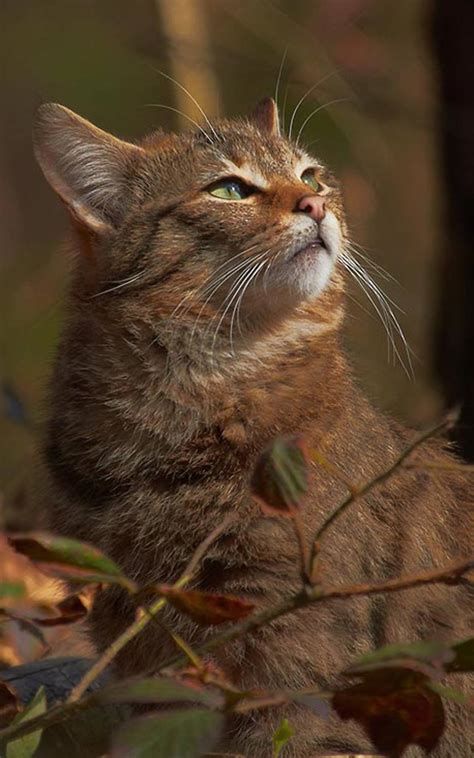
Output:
432,0,474,459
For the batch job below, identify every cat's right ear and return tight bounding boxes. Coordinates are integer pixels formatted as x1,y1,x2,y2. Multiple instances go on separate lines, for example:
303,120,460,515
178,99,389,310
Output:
249,98,281,137
33,103,144,235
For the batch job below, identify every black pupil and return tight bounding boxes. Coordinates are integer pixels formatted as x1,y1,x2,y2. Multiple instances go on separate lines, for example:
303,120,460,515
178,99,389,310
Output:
228,180,250,197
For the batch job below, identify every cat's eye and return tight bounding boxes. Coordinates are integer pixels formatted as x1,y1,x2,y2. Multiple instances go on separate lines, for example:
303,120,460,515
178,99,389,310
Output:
301,169,325,194
208,178,253,201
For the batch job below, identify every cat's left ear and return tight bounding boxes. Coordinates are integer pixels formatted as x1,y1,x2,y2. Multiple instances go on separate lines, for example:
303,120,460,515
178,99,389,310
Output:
249,97,280,137
33,103,145,235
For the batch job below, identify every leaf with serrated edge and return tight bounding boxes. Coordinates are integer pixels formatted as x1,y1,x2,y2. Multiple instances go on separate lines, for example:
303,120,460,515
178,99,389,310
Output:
272,718,295,758
111,708,223,758
6,686,46,758
157,586,255,626
98,677,221,708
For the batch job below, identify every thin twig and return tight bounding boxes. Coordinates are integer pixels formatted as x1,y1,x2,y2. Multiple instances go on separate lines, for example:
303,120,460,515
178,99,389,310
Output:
67,514,234,702
153,554,474,675
309,417,452,580
404,461,474,473
1,554,471,746
291,512,311,587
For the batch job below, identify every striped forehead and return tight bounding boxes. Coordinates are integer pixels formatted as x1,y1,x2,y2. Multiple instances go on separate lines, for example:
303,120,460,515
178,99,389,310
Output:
220,151,319,190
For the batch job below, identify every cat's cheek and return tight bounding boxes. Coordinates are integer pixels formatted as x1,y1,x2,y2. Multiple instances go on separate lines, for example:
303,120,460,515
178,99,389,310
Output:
320,209,343,260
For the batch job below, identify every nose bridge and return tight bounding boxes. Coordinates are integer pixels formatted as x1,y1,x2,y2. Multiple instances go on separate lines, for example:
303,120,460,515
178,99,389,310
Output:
269,181,326,223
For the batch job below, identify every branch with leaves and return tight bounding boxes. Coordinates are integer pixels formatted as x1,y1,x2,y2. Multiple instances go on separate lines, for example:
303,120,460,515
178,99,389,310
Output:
1,417,473,758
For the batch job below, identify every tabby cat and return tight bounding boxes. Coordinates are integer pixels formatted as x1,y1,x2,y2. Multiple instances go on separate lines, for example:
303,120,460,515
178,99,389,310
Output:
33,98,472,756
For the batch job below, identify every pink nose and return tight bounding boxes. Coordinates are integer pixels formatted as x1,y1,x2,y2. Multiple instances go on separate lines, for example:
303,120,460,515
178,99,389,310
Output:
297,194,326,222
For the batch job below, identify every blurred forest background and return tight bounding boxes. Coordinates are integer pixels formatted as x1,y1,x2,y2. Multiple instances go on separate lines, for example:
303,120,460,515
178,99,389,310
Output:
1,0,473,522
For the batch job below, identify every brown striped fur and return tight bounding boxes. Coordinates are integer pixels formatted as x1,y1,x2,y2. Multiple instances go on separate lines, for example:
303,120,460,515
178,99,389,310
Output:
33,99,472,756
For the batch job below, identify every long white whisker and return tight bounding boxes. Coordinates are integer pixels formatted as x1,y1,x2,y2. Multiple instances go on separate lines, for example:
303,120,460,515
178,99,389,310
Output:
287,72,335,141
340,250,414,378
347,242,398,284
167,245,260,327
343,254,397,361
145,104,212,143
296,97,350,145
209,254,267,360
231,258,267,349
281,84,290,136
189,252,265,343
274,47,288,112
149,67,219,141
93,271,146,297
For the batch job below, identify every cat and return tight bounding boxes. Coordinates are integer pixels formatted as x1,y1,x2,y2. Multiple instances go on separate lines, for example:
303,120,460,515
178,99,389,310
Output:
33,97,472,756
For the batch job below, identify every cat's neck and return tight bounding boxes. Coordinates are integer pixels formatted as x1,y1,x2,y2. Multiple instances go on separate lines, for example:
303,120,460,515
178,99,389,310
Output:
129,308,353,449
48,302,370,499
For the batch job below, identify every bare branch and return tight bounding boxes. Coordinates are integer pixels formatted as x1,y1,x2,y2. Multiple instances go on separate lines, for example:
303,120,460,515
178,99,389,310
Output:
156,554,474,675
66,514,234,703
1,554,471,747
309,417,452,579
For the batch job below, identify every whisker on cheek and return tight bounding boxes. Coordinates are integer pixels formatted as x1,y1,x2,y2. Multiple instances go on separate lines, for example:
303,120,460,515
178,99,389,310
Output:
340,248,414,378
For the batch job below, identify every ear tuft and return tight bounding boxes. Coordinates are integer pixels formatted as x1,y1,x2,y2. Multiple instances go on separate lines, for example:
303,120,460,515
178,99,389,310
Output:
33,103,144,234
249,97,280,137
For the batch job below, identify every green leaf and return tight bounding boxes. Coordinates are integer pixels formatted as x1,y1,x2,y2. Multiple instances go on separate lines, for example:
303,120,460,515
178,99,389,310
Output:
447,638,474,673
8,533,134,590
272,718,294,757
98,677,221,708
345,640,454,678
6,686,46,758
428,681,472,706
251,437,309,517
111,708,223,758
0,583,25,601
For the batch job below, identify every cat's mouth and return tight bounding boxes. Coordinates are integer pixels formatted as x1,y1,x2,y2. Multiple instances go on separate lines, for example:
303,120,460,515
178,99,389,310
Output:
291,236,328,259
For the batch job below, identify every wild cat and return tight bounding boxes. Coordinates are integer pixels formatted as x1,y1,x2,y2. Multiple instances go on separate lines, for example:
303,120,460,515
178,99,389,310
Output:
33,97,472,756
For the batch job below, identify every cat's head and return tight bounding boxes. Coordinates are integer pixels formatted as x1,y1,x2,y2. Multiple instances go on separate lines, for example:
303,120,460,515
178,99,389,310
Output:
33,98,347,359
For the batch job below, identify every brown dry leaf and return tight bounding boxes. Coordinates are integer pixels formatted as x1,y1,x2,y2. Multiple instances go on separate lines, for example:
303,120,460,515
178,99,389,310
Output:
333,669,445,757
0,679,21,727
0,533,95,665
157,585,255,626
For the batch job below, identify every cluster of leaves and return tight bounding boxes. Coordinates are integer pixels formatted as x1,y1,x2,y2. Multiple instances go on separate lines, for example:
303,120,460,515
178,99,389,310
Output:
0,436,473,757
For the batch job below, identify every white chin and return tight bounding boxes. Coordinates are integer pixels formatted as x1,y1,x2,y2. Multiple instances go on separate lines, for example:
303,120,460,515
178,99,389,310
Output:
289,249,335,299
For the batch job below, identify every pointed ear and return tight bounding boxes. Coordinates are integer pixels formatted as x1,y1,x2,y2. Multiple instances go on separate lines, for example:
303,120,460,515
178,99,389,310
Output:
33,103,144,234
249,97,280,137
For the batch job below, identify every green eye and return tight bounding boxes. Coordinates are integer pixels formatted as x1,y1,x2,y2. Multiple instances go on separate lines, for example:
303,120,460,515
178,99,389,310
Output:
301,170,324,194
209,179,252,200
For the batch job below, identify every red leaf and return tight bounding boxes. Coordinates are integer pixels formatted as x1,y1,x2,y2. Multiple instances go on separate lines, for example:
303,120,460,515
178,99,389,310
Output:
251,436,309,517
333,669,445,757
0,680,21,728
157,586,255,626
